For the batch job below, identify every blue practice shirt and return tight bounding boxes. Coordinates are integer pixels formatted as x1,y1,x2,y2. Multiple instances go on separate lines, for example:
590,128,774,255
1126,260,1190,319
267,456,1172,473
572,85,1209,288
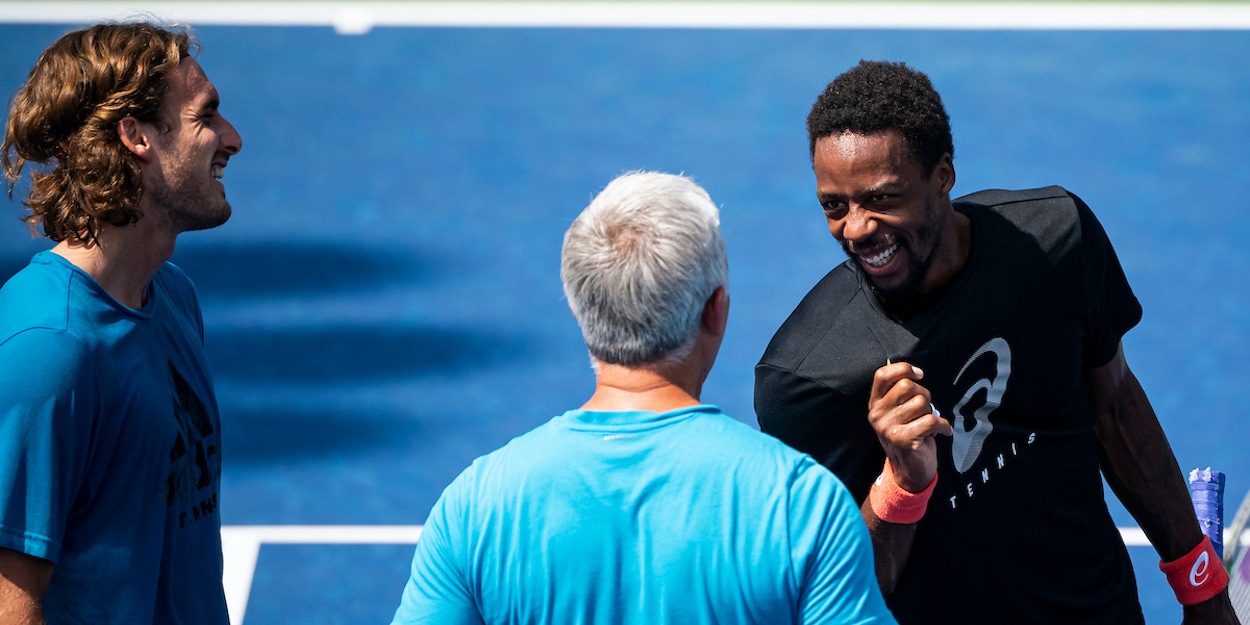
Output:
0,252,228,624
392,404,896,625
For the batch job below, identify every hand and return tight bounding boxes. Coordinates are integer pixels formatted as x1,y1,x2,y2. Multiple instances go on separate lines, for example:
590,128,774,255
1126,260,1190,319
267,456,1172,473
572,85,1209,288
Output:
868,362,954,492
1180,589,1241,624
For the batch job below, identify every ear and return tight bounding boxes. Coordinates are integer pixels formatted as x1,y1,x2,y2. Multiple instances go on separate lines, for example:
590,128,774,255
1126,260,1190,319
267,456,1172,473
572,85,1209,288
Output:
700,286,729,338
931,153,956,195
117,116,154,161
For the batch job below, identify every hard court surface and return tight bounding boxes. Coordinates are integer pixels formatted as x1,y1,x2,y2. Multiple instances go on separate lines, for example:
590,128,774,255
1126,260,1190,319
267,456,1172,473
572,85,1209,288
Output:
1,13,1248,624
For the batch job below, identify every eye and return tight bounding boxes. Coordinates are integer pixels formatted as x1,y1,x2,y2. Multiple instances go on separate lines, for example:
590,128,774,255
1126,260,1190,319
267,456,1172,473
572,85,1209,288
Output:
869,193,891,203
821,201,848,219
197,104,221,123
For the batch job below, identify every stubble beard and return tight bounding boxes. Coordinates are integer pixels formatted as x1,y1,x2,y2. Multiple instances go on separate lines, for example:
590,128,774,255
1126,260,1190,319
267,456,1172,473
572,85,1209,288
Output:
849,202,945,312
147,165,232,234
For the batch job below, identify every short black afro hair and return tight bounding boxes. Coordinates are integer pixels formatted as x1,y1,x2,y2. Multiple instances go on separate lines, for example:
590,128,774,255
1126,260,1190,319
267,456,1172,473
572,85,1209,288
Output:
807,60,954,176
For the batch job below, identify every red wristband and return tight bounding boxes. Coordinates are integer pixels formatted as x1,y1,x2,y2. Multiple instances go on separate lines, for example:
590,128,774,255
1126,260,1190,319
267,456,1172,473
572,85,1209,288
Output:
1159,535,1228,606
868,460,936,524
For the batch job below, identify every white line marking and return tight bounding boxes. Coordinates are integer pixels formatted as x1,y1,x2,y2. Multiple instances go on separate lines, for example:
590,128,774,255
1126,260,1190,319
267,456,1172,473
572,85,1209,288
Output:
220,527,263,625
227,524,426,544
1120,526,1149,547
219,525,423,624
215,524,1245,623
3,2,1250,31
1120,527,1250,547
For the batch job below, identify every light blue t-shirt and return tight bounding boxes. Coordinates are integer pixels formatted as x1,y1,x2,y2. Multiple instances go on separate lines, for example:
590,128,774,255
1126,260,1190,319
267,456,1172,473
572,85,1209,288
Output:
392,404,895,625
0,252,228,624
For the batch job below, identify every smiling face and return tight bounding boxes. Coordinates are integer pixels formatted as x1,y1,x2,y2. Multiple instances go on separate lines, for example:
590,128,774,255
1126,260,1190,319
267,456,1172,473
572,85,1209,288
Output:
144,57,243,233
814,129,959,306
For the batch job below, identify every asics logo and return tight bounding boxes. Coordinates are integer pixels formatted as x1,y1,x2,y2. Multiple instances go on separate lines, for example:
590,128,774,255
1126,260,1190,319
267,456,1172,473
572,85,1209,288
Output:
950,338,1012,473
1189,551,1210,587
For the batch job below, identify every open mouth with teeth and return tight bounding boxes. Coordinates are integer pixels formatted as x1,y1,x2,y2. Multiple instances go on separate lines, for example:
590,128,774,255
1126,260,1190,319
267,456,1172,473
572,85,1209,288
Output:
211,165,224,180
860,241,900,269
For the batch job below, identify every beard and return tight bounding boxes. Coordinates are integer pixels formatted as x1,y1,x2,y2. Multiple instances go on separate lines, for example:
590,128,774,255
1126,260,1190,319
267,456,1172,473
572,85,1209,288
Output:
844,201,945,311
146,164,232,233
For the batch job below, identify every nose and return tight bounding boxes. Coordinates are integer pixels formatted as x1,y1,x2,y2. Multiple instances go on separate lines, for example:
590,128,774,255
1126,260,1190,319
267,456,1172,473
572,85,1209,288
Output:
838,205,877,243
219,116,242,156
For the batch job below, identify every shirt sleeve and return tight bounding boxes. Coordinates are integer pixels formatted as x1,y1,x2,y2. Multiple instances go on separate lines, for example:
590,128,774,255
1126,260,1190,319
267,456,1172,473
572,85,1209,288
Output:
391,472,484,625
1072,194,1142,367
0,329,100,563
788,458,898,625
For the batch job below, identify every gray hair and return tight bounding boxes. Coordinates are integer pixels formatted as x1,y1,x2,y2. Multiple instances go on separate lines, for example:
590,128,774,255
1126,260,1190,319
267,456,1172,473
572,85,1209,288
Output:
561,171,728,367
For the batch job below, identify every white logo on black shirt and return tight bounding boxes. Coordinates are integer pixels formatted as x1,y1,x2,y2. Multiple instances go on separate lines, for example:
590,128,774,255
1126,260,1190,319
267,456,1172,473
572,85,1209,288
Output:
951,337,1012,473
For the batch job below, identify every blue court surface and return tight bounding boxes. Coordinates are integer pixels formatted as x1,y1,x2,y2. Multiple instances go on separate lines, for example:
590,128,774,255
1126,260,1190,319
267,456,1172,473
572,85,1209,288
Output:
2,10,1249,624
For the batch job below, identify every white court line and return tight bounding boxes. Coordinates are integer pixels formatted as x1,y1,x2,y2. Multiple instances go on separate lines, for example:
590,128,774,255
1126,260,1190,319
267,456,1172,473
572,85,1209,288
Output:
220,525,424,625
3,2,1250,32
1120,526,1148,547
218,524,1245,624
220,528,262,625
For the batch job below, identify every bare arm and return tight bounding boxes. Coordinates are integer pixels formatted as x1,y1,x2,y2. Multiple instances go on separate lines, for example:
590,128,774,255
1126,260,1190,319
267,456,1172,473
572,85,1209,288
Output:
859,496,918,593
861,362,952,594
1087,344,1238,624
0,547,52,625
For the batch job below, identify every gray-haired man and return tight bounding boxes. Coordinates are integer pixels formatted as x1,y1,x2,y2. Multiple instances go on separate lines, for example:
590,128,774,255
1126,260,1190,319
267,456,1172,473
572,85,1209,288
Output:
391,172,896,625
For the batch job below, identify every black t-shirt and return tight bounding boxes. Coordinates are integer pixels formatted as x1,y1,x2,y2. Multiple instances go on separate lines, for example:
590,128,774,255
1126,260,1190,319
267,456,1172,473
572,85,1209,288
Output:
755,187,1145,624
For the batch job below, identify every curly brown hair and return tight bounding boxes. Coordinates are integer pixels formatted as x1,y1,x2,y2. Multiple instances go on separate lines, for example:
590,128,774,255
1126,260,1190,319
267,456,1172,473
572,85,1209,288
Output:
2,22,197,245
807,60,954,177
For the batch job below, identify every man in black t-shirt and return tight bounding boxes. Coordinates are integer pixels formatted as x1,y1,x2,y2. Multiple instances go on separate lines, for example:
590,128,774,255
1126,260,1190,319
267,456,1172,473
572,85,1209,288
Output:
755,60,1239,624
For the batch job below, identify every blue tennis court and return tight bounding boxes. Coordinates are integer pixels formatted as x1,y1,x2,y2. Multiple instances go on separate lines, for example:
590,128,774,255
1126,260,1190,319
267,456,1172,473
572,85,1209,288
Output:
2,11,1249,624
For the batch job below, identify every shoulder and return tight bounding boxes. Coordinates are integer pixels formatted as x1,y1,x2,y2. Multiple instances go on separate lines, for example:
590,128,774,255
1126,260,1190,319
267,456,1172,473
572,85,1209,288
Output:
756,263,889,402
957,185,1096,259
0,257,105,387
441,419,563,491
155,262,201,307
787,454,857,514
955,185,1074,209
0,328,99,405
759,262,865,372
158,260,196,287
689,410,856,494
421,420,570,527
660,410,863,522
957,185,1083,232
0,327,92,364
956,185,1091,227
154,262,206,336
697,409,826,462
0,254,74,340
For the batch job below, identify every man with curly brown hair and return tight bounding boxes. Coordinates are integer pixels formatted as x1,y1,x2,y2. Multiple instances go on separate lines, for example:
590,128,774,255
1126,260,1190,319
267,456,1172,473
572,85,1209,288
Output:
755,60,1238,624
0,22,241,624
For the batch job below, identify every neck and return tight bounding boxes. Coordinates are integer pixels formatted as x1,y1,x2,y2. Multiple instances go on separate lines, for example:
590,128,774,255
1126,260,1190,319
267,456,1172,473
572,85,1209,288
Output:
934,205,973,290
579,288,726,414
52,216,177,309
580,358,706,414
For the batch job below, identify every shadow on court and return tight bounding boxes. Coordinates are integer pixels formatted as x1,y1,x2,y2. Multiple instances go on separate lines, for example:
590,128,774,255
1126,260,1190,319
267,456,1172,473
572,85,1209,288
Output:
222,407,423,465
170,242,435,297
205,325,531,383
